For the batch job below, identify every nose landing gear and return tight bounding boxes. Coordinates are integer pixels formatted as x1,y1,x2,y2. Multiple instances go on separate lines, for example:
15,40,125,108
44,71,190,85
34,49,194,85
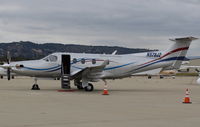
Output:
31,78,40,90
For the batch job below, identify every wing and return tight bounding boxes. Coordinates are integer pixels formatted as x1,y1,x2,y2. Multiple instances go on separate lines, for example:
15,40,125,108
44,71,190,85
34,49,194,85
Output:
71,60,109,80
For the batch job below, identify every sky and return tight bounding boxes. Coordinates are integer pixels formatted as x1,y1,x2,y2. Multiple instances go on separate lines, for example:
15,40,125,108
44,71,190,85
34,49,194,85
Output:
0,0,200,55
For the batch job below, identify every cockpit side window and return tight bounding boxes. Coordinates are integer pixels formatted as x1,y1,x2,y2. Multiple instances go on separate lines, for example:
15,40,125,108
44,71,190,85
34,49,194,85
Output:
49,55,57,62
43,55,57,62
43,57,49,62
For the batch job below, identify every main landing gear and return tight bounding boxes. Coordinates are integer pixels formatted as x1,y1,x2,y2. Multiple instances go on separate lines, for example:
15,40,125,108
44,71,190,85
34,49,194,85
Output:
74,80,94,92
31,78,40,90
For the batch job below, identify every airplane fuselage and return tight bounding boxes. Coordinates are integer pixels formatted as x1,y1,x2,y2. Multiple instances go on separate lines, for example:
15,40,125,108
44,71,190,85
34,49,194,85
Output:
10,52,172,80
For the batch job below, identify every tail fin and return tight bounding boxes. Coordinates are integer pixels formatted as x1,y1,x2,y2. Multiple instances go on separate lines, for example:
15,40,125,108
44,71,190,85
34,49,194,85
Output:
163,37,198,69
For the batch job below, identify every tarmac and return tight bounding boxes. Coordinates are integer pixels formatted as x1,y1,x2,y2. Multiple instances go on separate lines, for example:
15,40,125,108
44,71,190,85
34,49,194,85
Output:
0,76,200,127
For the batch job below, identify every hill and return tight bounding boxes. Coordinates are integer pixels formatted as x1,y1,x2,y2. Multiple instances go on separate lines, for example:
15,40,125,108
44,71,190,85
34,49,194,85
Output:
0,41,155,61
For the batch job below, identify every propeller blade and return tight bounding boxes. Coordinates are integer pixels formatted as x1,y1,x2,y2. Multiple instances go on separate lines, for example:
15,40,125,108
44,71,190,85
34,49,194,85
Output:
5,51,12,80
7,68,11,80
7,51,11,64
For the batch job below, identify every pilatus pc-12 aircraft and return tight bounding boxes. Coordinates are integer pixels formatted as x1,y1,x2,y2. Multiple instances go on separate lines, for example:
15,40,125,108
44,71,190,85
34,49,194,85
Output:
0,37,198,91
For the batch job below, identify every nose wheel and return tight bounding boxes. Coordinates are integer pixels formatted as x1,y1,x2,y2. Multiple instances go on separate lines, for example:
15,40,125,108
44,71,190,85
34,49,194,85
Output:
32,84,40,90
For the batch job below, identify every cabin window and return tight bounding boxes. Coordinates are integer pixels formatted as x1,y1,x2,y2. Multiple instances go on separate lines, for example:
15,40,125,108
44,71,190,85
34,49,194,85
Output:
92,59,96,64
81,58,85,64
72,58,77,63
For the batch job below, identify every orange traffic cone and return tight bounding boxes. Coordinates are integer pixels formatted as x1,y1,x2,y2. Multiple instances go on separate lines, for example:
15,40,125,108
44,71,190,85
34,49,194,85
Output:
182,88,192,104
102,85,109,95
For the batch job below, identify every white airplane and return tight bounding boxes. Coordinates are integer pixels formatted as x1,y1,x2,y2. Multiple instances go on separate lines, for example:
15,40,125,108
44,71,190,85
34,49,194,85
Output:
0,37,198,91
0,67,7,79
178,56,200,72
179,64,200,85
158,56,200,76
0,67,15,79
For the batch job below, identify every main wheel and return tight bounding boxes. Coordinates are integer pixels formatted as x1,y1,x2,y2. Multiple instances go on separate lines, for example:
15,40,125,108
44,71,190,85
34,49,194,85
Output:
84,83,94,92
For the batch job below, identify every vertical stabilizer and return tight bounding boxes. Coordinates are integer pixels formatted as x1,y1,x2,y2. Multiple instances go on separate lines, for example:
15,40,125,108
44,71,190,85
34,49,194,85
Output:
164,37,198,69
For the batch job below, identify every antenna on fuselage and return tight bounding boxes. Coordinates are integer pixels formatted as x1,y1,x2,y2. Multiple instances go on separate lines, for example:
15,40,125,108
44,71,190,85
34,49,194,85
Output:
111,50,117,55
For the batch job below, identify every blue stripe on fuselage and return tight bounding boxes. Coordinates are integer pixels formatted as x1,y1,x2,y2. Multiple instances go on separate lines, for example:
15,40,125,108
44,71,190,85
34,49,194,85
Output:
104,62,135,70
133,56,185,71
23,65,61,71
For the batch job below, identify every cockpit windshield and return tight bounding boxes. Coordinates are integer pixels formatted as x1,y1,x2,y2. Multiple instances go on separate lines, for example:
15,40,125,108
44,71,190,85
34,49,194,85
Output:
43,55,58,62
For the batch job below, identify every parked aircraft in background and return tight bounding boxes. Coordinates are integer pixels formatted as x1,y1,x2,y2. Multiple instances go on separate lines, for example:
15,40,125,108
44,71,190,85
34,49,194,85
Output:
178,56,200,72
0,67,15,79
157,56,200,78
0,37,198,91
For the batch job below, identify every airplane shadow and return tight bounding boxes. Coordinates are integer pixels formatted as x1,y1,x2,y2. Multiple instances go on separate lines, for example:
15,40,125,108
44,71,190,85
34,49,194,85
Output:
0,87,172,94
52,88,172,94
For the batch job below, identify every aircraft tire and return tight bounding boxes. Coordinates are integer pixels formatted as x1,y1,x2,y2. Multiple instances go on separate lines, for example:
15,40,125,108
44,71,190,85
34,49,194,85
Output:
84,83,94,92
31,84,40,90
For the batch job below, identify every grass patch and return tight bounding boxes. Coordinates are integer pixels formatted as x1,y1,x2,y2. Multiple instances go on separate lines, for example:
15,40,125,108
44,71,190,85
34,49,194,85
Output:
176,72,198,76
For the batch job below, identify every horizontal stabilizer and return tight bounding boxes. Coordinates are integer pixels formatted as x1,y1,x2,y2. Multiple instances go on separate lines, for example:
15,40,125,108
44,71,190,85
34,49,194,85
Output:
169,37,198,42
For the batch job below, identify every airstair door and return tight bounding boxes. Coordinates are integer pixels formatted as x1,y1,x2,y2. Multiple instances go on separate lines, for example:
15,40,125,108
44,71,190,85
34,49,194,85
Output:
61,54,71,89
